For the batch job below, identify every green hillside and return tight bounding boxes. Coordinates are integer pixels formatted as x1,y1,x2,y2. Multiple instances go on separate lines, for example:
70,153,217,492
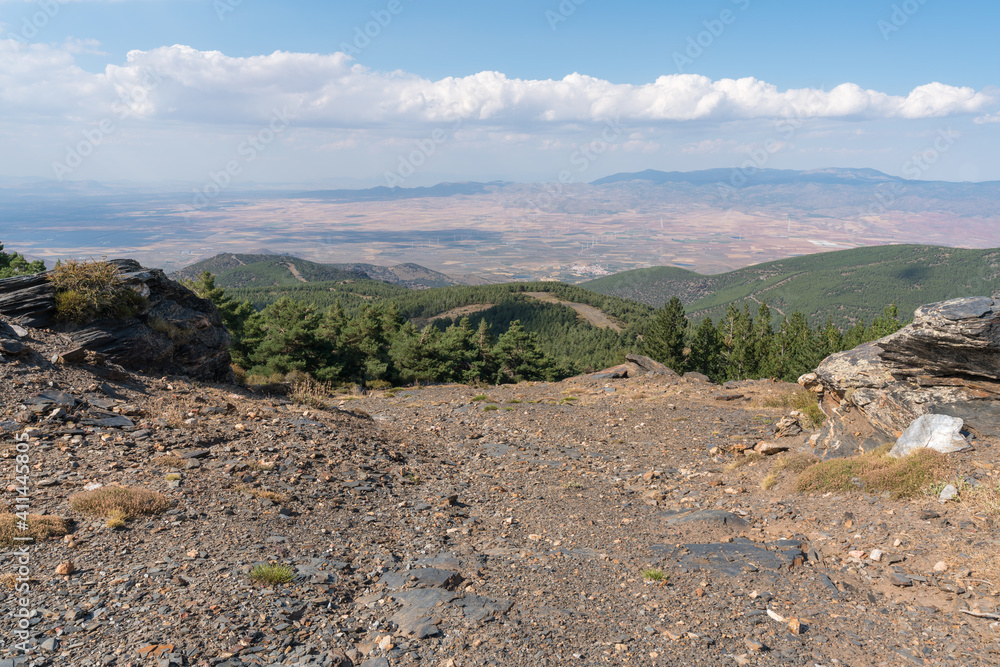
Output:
582,245,1000,327
170,253,460,290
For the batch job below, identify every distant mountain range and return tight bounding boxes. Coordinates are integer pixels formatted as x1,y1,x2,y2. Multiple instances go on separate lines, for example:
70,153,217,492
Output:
583,244,1000,327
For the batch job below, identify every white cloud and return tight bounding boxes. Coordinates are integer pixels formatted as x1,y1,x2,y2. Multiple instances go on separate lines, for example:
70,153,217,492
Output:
1,41,994,128
974,113,1000,124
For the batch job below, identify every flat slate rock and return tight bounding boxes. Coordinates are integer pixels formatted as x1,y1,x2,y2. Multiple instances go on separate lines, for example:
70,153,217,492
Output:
82,415,135,429
26,391,77,407
379,567,464,591
661,509,749,529
652,538,805,577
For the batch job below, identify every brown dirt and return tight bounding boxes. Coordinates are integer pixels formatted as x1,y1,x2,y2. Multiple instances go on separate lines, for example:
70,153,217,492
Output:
0,328,998,666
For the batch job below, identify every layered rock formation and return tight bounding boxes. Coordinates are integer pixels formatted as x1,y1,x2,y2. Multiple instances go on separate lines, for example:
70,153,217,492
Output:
0,259,232,382
804,296,1000,458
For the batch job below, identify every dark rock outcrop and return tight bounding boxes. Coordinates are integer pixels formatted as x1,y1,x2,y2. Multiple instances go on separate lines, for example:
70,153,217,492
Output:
806,296,1000,458
0,260,232,382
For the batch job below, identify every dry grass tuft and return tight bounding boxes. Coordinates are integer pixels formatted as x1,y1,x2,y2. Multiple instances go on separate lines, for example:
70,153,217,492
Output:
69,486,171,521
794,449,948,499
235,485,287,503
51,259,146,324
291,377,335,410
727,452,766,470
151,455,185,469
0,514,71,547
761,453,821,490
760,389,826,427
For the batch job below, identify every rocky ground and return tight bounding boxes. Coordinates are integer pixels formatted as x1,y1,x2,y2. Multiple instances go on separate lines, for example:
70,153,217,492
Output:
1,325,999,667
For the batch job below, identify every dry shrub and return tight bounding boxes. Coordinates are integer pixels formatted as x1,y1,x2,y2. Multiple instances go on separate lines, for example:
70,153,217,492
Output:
291,377,334,410
69,485,171,520
760,388,826,427
51,259,146,324
762,452,820,490
726,452,766,470
0,514,70,547
151,455,185,469
235,485,287,503
794,449,948,499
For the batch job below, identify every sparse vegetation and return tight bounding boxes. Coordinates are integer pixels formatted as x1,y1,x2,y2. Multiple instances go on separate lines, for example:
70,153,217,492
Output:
151,455,185,469
483,404,499,412
249,563,295,586
0,514,70,547
761,389,826,427
235,485,287,503
642,568,667,582
51,259,147,324
727,452,766,470
471,394,489,402
69,486,170,523
794,449,948,499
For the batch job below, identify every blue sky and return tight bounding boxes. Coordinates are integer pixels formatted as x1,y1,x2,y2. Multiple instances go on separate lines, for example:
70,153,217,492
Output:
1,0,997,185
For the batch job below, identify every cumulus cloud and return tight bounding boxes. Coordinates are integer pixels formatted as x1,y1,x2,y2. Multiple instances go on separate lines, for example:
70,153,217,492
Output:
1,40,995,128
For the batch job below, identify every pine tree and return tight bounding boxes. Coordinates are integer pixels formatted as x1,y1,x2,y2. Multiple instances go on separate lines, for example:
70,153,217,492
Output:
244,298,330,380
0,242,45,279
184,271,255,366
492,321,556,384
643,297,688,372
688,317,723,380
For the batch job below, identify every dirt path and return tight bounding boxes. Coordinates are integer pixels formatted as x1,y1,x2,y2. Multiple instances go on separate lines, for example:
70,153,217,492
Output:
526,291,624,331
286,261,308,283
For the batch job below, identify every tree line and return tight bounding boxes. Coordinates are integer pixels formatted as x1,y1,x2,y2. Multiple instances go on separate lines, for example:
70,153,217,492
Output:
644,297,904,383
189,272,905,388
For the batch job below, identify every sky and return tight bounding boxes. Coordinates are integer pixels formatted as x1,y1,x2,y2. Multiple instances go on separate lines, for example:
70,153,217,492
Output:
1,0,998,187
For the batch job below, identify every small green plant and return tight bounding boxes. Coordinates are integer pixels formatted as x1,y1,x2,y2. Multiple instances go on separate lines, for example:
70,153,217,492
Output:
403,471,421,485
642,568,667,582
559,396,578,405
471,394,489,402
249,563,295,586
367,379,393,391
51,259,147,324
165,473,182,481
483,404,499,412
508,399,523,404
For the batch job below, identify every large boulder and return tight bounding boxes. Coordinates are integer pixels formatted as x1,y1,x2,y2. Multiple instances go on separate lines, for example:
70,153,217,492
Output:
0,259,233,382
806,296,1000,458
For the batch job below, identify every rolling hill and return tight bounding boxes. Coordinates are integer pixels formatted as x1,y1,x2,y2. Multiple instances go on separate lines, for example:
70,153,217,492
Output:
582,244,1000,327
170,253,462,289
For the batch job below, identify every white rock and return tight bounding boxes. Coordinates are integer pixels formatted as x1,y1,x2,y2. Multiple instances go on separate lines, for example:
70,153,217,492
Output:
933,561,948,572
870,549,884,562
889,414,970,458
939,484,959,503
